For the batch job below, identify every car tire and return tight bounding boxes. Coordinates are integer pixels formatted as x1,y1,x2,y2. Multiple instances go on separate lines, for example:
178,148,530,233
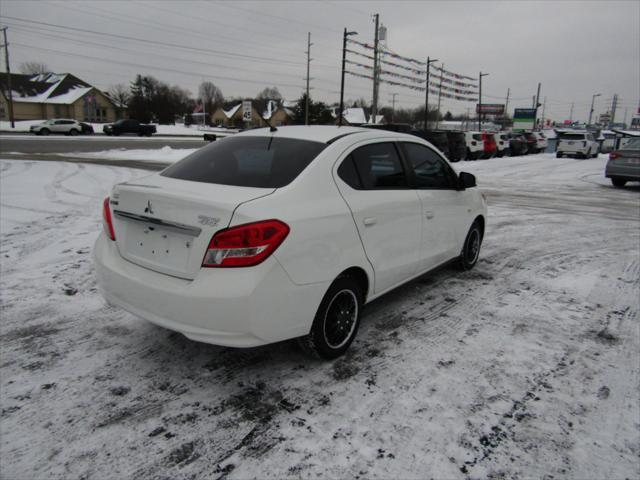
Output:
40,128,50,136
69,129,79,136
504,148,511,157
458,221,483,271
611,178,626,187
298,277,363,359
556,152,562,158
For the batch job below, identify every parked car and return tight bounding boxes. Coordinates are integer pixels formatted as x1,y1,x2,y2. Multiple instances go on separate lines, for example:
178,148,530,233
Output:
482,132,497,159
494,132,510,157
605,137,640,187
556,131,599,158
29,119,83,136
410,130,451,160
521,132,539,154
79,122,94,135
443,130,466,162
599,131,618,154
464,131,485,160
94,126,487,359
103,119,157,136
533,131,548,152
508,133,529,156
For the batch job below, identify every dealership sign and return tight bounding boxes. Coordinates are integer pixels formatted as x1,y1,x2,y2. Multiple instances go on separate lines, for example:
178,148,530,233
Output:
476,103,505,115
513,108,537,131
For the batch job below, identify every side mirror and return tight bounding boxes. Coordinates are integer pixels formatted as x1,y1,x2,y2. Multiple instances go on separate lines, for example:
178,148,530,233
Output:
459,171,476,189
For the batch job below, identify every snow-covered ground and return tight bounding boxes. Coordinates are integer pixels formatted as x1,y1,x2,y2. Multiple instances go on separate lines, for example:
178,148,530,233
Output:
0,120,235,136
1,154,639,479
63,146,197,163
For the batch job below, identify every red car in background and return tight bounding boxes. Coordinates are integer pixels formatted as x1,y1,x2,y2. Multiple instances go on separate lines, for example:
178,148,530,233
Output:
482,132,497,158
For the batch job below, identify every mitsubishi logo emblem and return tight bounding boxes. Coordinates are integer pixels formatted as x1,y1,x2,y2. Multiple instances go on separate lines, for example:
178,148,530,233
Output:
144,200,154,215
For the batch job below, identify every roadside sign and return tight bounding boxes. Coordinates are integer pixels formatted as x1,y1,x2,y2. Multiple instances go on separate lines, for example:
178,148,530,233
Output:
476,104,505,115
242,100,252,122
513,108,536,131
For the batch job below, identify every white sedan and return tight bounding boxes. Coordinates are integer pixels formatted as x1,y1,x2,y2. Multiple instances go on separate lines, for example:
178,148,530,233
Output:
94,126,487,358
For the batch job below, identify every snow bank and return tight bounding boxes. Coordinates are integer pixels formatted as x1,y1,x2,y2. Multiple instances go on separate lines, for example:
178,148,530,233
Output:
62,146,196,163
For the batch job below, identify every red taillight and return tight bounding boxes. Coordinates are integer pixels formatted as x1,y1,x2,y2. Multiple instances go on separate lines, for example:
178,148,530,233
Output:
202,220,289,268
609,152,621,160
102,197,116,241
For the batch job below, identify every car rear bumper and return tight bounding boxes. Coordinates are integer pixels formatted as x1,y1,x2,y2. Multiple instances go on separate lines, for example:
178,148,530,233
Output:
93,234,328,347
605,163,640,180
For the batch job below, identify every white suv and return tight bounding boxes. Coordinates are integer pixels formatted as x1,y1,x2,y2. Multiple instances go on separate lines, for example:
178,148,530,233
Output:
30,119,83,136
94,126,487,358
556,132,599,158
534,131,548,152
464,131,485,160
494,132,509,157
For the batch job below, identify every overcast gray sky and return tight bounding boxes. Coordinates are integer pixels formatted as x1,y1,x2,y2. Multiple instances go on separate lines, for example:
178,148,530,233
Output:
1,0,638,122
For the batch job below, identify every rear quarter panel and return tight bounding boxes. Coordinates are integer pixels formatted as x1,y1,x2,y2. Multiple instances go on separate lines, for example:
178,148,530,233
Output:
229,145,374,293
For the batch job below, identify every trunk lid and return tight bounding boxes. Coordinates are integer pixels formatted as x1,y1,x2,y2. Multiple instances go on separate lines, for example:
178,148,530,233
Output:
111,174,274,280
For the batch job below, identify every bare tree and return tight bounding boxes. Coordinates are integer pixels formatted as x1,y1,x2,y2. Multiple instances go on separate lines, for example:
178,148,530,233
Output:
19,62,49,75
255,86,283,116
107,83,130,119
198,81,224,113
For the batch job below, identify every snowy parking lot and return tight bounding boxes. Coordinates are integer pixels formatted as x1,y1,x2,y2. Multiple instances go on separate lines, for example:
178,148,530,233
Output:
1,154,638,479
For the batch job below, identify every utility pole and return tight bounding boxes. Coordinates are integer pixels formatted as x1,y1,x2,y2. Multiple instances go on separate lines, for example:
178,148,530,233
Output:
304,32,313,126
436,62,444,129
423,57,438,131
371,13,380,123
569,102,574,122
610,94,618,124
541,96,546,129
623,107,628,127
1,27,15,128
534,82,541,128
390,93,398,123
588,93,601,126
339,28,357,127
478,71,489,131
504,87,510,115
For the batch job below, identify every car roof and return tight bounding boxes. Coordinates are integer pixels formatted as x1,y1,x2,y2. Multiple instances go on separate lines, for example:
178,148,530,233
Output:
233,125,418,144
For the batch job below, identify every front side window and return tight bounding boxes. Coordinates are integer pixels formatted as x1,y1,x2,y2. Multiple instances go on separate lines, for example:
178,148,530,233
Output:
347,142,407,189
162,136,327,188
400,142,457,189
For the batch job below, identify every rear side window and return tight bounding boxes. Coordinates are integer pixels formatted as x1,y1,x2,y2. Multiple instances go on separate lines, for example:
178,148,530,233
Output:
472,134,482,141
400,142,457,189
560,133,586,140
162,136,327,188
348,142,407,189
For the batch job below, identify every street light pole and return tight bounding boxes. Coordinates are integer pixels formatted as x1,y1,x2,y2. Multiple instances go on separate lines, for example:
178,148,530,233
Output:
424,57,438,131
339,28,357,127
588,93,601,126
478,72,489,131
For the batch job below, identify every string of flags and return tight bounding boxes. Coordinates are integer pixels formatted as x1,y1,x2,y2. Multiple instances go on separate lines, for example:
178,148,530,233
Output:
345,36,480,102
345,70,479,103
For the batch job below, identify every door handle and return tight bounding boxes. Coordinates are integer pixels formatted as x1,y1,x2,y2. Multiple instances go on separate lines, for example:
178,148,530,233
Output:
425,211,435,220
363,217,377,226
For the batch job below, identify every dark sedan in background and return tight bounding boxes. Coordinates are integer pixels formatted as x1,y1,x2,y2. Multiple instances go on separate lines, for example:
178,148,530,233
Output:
605,137,640,187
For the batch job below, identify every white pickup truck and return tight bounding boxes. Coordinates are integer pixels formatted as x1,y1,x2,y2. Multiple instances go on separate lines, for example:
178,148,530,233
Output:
556,131,599,159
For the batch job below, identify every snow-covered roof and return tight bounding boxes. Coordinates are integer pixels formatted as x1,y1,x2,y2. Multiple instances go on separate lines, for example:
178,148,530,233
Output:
0,72,100,105
223,104,242,118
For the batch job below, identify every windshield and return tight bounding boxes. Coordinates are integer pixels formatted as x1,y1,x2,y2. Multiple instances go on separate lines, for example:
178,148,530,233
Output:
161,136,327,188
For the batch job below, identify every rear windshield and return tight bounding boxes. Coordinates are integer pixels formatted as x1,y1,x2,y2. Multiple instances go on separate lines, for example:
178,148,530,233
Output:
559,133,586,140
161,136,327,188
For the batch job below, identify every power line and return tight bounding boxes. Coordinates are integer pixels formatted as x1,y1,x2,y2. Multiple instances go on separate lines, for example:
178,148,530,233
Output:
0,15,307,67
